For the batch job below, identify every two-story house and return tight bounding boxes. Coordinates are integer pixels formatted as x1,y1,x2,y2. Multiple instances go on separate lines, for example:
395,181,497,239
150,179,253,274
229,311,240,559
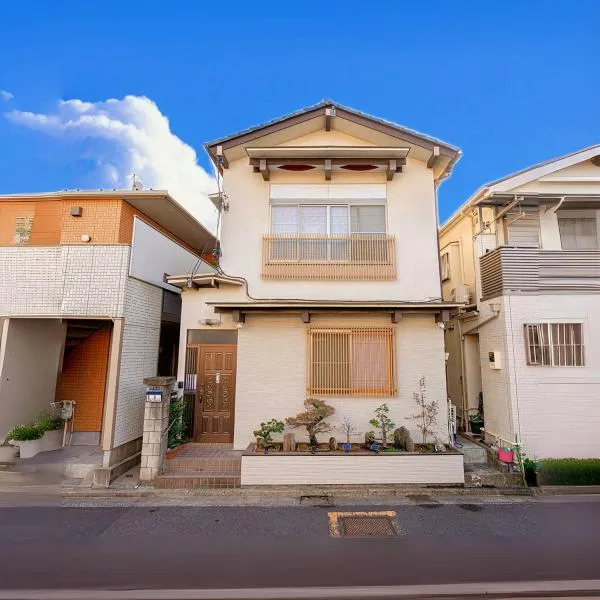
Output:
440,145,600,460
168,101,462,457
0,190,214,484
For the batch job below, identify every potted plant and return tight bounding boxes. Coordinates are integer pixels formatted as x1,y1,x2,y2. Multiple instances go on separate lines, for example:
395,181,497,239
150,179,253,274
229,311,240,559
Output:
369,404,395,449
336,417,358,454
523,458,539,487
469,412,484,435
6,424,45,459
253,419,285,453
35,411,64,452
286,398,335,452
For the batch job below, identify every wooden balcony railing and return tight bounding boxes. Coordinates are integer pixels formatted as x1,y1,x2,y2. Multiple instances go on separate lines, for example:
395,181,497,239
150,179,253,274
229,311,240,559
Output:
262,234,396,280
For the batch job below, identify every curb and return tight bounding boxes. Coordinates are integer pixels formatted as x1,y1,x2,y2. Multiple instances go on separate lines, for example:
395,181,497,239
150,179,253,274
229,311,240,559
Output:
1,484,534,500
537,485,600,495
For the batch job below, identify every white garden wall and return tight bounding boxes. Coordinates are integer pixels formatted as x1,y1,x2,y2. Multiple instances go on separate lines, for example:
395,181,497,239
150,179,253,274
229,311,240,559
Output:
241,453,464,486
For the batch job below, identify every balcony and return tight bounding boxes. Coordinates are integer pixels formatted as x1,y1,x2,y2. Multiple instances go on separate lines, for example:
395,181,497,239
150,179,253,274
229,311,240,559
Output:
480,247,600,299
262,234,396,280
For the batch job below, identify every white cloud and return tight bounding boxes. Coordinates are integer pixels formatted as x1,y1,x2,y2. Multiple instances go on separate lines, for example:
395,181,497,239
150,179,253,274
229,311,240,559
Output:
5,95,218,229
0,90,14,101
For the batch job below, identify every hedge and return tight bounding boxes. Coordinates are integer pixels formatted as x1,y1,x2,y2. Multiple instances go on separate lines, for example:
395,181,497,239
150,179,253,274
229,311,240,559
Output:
538,459,600,486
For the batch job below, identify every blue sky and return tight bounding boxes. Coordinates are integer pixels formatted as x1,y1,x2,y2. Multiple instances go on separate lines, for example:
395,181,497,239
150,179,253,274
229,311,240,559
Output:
1,1,599,227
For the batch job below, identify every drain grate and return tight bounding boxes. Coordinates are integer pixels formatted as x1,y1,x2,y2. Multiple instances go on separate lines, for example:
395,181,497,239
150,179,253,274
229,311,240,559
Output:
328,511,401,537
341,516,397,537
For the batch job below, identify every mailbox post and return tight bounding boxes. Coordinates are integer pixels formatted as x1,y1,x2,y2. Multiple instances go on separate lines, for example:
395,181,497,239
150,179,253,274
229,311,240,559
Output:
139,376,176,482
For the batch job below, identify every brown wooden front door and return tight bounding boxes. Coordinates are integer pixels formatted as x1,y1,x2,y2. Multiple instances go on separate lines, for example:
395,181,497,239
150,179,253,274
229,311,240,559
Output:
194,345,237,443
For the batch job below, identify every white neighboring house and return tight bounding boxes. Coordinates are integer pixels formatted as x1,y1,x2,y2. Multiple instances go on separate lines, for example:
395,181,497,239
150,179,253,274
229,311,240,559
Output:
440,145,600,459
167,100,462,454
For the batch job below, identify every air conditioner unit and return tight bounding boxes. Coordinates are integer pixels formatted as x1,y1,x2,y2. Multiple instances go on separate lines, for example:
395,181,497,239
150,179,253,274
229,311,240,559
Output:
451,284,471,304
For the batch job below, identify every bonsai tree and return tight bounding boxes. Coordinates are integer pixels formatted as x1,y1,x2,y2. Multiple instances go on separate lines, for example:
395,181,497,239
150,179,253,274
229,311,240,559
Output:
286,398,335,448
336,417,358,445
253,419,285,448
369,404,395,448
406,376,440,444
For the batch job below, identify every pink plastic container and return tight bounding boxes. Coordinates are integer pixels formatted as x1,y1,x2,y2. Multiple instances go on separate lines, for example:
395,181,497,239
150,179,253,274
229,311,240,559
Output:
498,447,514,463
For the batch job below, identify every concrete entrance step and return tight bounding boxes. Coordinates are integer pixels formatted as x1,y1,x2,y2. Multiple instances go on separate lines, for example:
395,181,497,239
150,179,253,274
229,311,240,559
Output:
165,456,241,474
457,436,488,465
464,463,523,488
156,471,241,489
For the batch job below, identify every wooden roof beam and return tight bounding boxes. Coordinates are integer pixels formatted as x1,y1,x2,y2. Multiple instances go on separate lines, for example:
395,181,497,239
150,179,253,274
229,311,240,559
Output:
386,159,403,181
325,107,335,131
259,159,270,181
427,146,441,169
216,145,229,169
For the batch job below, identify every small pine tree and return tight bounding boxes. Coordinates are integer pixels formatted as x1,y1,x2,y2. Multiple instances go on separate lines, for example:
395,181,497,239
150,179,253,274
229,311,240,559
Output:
286,398,335,447
369,404,395,448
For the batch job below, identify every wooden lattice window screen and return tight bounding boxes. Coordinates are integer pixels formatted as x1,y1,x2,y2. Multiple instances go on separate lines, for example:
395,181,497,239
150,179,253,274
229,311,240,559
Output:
308,327,396,396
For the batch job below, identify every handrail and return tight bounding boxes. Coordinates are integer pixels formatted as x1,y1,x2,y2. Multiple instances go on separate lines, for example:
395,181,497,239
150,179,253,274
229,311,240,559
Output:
262,234,396,280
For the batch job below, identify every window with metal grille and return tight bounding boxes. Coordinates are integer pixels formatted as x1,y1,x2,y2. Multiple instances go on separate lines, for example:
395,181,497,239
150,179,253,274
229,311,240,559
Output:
525,323,585,366
308,328,396,396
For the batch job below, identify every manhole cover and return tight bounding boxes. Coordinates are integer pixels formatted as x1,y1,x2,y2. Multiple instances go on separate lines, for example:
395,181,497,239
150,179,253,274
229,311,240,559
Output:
328,511,401,537
341,516,396,537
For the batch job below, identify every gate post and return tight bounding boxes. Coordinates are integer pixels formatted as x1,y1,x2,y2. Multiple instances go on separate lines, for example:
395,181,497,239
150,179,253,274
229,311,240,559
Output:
140,376,176,482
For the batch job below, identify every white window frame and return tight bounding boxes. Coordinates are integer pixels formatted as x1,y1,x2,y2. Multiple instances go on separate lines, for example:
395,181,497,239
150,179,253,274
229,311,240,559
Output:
557,209,599,250
441,252,451,281
270,203,388,236
524,322,585,367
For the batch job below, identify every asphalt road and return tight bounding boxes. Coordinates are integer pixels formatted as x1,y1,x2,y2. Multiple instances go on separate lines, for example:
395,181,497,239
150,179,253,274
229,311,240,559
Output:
0,497,599,593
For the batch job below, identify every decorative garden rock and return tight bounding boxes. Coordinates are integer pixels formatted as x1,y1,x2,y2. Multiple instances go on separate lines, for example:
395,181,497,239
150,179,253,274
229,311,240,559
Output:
365,431,376,447
282,433,296,452
393,427,415,452
329,437,338,451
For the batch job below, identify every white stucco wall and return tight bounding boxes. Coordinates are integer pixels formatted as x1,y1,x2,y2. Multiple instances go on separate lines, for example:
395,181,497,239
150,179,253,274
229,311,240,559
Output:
129,217,213,292
231,312,449,451
218,128,442,302
0,246,129,318
0,318,65,440
476,299,515,446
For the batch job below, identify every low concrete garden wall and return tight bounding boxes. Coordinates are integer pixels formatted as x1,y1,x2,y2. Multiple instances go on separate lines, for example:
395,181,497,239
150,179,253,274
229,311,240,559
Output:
241,448,465,486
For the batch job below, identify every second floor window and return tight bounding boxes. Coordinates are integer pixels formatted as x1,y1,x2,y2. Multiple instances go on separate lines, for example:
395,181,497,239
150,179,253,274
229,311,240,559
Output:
558,215,598,250
271,204,386,236
525,323,584,367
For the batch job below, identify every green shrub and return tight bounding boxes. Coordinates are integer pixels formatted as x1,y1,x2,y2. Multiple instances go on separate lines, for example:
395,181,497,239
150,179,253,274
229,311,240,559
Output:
538,459,600,486
5,424,44,442
168,395,187,450
253,419,285,447
35,411,63,433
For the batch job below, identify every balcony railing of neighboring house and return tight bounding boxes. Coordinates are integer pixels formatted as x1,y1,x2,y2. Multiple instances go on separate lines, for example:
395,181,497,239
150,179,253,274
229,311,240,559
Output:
262,234,396,280
480,246,600,299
